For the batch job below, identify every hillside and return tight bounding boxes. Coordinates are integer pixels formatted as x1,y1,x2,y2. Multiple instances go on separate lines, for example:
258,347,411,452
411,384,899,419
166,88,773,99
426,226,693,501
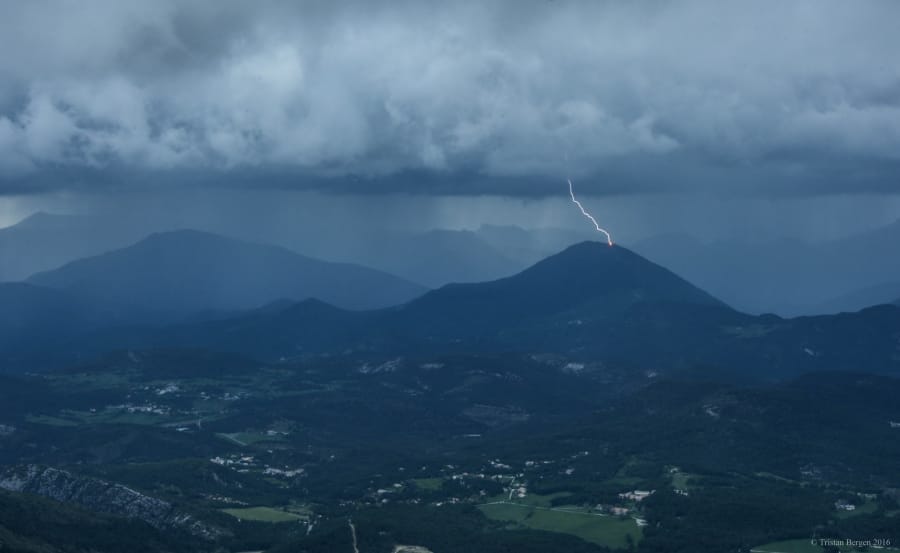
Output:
140,242,900,380
6,240,900,380
386,241,727,339
27,230,427,319
0,212,148,283
0,283,107,369
0,488,208,553
112,241,730,358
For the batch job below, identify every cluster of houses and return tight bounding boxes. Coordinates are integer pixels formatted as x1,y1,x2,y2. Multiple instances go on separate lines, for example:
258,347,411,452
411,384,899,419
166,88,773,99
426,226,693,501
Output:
263,467,305,478
108,402,170,415
210,454,256,469
591,489,656,527
618,489,654,502
153,382,180,395
210,453,305,480
834,499,857,511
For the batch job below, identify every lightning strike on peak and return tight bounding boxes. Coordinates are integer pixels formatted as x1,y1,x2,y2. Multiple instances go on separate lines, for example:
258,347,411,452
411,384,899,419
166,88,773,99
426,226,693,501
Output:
568,179,613,246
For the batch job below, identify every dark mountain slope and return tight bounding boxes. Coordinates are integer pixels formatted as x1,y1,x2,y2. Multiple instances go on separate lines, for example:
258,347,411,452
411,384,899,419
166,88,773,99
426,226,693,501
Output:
555,371,900,486
389,241,726,337
0,283,110,369
140,242,900,380
0,488,206,553
8,240,900,380
27,229,426,319
116,241,731,358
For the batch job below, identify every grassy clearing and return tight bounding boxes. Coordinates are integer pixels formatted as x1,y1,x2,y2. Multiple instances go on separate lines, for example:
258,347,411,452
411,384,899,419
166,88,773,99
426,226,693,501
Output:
221,506,304,523
216,432,283,446
83,411,166,426
286,503,314,517
670,470,697,490
517,491,573,508
479,501,640,549
25,414,80,427
412,478,443,491
28,408,169,427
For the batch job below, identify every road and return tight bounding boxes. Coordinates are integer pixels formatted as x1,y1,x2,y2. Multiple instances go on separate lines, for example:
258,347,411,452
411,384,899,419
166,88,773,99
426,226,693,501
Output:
349,518,359,553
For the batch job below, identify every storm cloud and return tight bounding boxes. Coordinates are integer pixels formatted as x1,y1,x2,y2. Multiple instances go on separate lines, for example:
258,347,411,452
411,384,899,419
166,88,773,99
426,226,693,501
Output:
1,0,899,196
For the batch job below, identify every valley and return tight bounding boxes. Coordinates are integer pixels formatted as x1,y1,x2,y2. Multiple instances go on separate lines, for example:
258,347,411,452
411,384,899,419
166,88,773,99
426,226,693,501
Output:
1,5,897,552
1,343,898,552
1,237,899,553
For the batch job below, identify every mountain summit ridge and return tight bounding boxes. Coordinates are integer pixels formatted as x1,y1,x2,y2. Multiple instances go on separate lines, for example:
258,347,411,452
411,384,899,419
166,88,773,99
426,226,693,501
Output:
26,229,427,319
401,240,726,318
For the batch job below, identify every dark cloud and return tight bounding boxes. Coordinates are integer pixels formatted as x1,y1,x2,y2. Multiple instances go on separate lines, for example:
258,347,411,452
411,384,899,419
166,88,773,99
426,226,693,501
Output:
0,0,898,196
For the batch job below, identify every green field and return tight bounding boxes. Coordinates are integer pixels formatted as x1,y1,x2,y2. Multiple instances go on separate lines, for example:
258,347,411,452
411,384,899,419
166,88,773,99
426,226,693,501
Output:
25,414,80,427
482,491,574,508
216,431,283,446
478,501,641,549
670,470,696,490
28,409,167,427
518,491,573,508
412,478,444,491
221,506,304,523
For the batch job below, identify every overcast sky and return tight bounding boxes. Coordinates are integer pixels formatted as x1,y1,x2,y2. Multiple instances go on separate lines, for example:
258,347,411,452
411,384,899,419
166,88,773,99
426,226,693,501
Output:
1,1,898,238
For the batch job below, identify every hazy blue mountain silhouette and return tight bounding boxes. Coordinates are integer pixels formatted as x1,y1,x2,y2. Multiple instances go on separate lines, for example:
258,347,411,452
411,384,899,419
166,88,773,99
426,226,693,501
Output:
6,239,900,380
27,229,427,320
815,280,900,313
631,218,900,315
0,212,148,283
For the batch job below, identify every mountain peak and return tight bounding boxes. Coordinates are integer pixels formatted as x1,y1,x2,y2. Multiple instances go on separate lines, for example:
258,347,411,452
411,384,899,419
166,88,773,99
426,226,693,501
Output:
511,240,723,307
401,239,727,333
551,239,620,257
10,211,85,230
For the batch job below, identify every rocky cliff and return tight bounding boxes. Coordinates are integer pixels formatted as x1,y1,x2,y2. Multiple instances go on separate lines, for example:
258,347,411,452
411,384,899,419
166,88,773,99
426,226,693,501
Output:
0,465,225,540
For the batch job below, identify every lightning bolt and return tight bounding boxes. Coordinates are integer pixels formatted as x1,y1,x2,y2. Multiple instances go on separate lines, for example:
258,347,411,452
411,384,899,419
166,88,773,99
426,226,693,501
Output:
568,179,613,246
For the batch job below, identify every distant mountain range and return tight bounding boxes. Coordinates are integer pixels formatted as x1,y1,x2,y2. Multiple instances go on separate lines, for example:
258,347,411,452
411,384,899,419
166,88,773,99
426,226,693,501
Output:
815,280,900,314
26,229,426,320
0,212,148,283
34,241,896,382
3,224,900,379
631,220,900,315
233,222,586,288
0,212,565,290
7,210,900,315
